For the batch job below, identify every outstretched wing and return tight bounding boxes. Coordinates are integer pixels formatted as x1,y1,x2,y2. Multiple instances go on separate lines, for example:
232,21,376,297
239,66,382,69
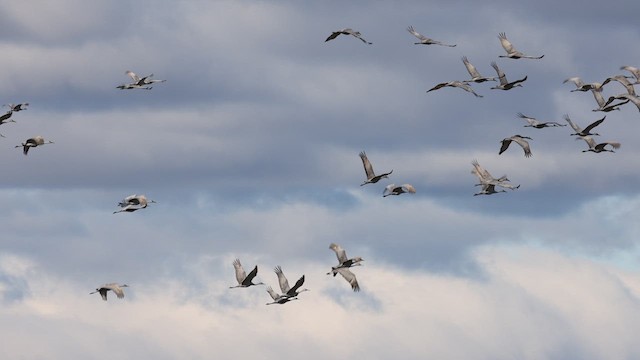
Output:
287,275,305,297
242,265,259,286
274,265,290,293
233,259,247,285
359,151,375,179
329,243,348,264
126,70,140,82
336,268,360,292
491,62,507,86
498,32,516,54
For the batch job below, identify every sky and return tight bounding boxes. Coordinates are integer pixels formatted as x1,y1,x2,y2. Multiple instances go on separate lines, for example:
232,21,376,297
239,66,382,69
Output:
1,0,640,359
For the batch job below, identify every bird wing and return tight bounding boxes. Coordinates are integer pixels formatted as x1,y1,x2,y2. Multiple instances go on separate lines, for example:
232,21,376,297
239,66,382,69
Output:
498,139,512,155
336,268,360,292
427,82,448,92
564,77,584,87
596,141,621,151
491,62,507,86
243,265,259,286
462,56,481,78
407,25,427,41
126,71,140,82
0,111,12,121
471,160,492,184
266,286,280,301
274,265,290,293
516,112,538,126
99,288,108,301
512,136,532,157
233,259,247,284
563,115,582,133
591,88,606,107
581,135,597,149
382,183,396,197
401,184,416,193
103,283,125,299
498,32,516,54
359,151,375,179
509,76,528,86
287,275,305,296
583,116,606,133
330,243,348,264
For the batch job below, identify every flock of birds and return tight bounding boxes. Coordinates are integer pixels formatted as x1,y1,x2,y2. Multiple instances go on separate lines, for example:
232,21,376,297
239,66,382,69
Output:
9,26,637,303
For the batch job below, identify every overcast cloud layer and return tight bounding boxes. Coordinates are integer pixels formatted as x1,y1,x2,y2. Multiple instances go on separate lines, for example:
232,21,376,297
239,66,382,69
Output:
1,1,640,359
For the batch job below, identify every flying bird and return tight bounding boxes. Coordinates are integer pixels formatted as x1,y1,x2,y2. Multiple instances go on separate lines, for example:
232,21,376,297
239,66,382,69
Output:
117,84,152,90
499,135,532,157
327,243,364,277
113,194,156,214
325,28,372,44
471,159,520,191
407,26,456,47
497,32,544,59
3,103,28,112
427,80,483,97
15,135,53,155
265,286,299,305
563,77,599,92
563,114,605,137
90,283,129,301
578,136,620,153
517,113,566,128
230,259,264,288
383,183,417,197
461,56,496,83
490,62,527,90
328,243,361,292
274,266,309,298
620,65,640,84
359,151,392,186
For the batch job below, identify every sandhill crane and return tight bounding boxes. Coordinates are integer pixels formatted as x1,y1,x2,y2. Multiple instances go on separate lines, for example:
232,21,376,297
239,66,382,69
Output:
474,183,507,196
126,70,166,86
563,114,605,137
427,80,482,97
517,113,566,128
471,159,520,190
113,194,156,214
3,103,28,112
620,66,640,84
325,28,372,44
407,26,456,47
591,86,629,112
90,283,128,301
605,93,640,112
230,259,264,288
497,32,544,59
383,183,417,197
0,111,15,138
578,135,620,153
15,136,53,155
328,243,364,277
499,135,532,157
327,243,361,292
274,266,309,298
461,56,496,83
563,77,599,92
603,75,637,96
490,62,527,90
265,286,299,305
359,151,392,186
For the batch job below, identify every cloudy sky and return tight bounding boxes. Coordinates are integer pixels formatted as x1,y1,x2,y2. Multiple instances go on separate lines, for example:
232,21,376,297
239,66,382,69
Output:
1,0,640,358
